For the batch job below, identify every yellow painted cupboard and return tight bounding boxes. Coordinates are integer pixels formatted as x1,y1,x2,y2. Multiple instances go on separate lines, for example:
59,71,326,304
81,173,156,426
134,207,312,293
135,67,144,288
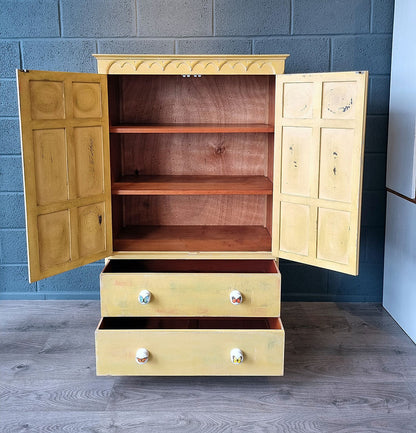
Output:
17,55,368,376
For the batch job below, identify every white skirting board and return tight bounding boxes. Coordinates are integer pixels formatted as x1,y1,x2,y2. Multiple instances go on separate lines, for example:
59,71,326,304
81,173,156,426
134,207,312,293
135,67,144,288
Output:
383,192,416,343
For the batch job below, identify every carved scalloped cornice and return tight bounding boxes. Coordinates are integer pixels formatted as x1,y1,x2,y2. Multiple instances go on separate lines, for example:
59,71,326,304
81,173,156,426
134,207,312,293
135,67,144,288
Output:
93,55,289,75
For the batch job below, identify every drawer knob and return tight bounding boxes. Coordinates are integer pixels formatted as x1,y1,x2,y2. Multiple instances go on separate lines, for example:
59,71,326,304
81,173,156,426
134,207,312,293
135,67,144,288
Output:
230,290,243,305
136,348,149,364
138,290,151,305
230,348,244,364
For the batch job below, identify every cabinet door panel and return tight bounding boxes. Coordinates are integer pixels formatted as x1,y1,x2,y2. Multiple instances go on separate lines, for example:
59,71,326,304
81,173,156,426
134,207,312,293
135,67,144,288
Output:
273,71,368,275
17,70,112,282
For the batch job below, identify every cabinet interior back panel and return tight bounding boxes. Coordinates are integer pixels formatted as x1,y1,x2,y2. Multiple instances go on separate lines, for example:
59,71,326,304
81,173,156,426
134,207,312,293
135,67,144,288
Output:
122,195,268,226
118,133,271,177
108,75,275,125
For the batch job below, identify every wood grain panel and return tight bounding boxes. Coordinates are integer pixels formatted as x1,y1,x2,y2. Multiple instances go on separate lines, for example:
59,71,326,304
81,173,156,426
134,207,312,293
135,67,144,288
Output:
74,126,104,197
112,175,272,195
115,75,272,125
120,133,270,176
77,203,107,257
109,124,274,133
33,129,68,205
114,225,272,252
123,195,267,226
29,80,65,120
72,82,102,119
37,210,70,270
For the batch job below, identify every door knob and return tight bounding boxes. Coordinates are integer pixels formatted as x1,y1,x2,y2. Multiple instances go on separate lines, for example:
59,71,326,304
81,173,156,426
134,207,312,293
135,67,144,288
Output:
230,348,244,364
230,290,242,305
138,290,151,304
136,348,149,364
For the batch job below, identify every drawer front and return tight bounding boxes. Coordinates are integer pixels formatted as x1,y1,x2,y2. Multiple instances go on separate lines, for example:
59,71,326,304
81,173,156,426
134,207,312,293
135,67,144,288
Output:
100,263,281,318
95,319,284,376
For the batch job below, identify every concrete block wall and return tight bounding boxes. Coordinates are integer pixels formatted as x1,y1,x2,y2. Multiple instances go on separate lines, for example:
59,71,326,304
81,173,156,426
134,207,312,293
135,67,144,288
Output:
0,0,394,300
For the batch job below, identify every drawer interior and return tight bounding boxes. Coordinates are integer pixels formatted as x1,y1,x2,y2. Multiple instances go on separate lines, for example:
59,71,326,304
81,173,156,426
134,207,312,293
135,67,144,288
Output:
98,317,282,330
104,259,278,274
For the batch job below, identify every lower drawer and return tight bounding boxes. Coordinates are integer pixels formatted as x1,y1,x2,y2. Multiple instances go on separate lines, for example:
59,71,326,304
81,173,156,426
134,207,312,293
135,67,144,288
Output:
95,317,284,376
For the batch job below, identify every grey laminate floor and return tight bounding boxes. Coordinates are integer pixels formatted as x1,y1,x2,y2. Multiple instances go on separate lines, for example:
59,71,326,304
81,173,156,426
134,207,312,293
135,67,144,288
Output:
0,301,415,433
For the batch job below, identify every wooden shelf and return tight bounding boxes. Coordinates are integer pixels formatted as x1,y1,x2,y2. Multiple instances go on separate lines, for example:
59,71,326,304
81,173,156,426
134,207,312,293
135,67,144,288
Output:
112,175,273,196
109,124,274,134
113,225,272,252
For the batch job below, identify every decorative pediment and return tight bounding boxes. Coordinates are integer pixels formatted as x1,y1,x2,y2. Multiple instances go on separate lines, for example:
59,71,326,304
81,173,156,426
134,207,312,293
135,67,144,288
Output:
94,55,289,75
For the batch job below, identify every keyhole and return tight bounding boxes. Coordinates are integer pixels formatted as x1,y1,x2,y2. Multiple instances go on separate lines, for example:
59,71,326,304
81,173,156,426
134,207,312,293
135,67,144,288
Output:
98,215,102,225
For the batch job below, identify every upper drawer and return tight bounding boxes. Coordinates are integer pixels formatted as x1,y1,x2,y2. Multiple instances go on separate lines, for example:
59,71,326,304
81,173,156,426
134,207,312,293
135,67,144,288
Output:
100,259,281,317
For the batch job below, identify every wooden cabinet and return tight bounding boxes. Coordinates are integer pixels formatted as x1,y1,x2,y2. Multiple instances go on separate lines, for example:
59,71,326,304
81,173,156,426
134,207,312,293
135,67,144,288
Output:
17,55,368,376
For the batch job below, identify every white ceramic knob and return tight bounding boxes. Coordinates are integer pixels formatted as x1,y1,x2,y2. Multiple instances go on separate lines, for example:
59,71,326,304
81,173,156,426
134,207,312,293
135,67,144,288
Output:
230,290,242,305
138,290,151,305
230,348,244,364
136,348,149,364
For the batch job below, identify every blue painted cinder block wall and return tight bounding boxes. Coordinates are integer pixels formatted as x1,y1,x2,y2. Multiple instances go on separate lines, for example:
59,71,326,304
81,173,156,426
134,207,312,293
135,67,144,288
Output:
0,0,393,301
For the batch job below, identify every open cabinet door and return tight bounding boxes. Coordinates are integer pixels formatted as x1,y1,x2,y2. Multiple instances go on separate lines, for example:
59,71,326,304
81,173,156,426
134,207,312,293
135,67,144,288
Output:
17,70,112,282
272,71,368,275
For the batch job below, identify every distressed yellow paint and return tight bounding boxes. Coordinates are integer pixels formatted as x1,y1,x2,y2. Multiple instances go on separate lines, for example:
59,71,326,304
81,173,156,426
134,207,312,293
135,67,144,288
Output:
29,80,65,120
78,203,107,257
273,71,368,275
322,81,357,120
283,82,313,118
17,70,112,282
37,210,70,270
100,267,281,317
73,126,105,197
319,128,354,203
94,54,289,75
72,82,102,119
317,208,351,265
32,128,68,206
281,126,314,197
279,202,310,256
95,318,284,376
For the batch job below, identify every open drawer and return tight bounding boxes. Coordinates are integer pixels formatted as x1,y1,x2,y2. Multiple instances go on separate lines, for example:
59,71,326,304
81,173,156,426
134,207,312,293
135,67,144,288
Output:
100,260,281,317
95,317,284,376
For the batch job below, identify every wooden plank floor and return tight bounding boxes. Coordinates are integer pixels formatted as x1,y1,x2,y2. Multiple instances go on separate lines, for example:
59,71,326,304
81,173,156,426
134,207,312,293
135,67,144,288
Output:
0,301,415,432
